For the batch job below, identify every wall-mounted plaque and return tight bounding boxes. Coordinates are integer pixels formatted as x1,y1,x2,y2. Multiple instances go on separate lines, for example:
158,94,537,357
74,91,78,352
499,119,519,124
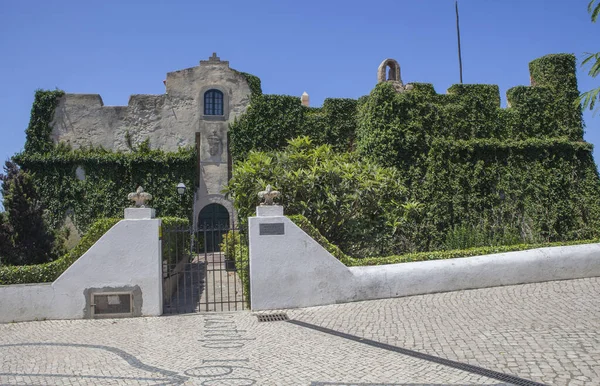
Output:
259,223,285,235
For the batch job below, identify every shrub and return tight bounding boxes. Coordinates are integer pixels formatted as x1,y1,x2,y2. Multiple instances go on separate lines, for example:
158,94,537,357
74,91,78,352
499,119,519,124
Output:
0,160,63,266
224,136,408,256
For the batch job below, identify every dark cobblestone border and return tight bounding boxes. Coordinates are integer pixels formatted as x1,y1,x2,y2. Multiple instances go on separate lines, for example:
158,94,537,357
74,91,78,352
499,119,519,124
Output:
311,383,510,386
0,342,188,385
291,320,547,386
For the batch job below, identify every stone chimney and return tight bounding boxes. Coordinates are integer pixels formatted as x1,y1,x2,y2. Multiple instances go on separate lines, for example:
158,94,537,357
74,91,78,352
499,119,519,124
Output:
301,91,310,107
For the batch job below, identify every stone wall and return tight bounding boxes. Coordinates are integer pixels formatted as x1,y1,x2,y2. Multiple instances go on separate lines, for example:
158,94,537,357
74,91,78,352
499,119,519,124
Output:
0,210,162,323
50,54,252,153
249,208,600,310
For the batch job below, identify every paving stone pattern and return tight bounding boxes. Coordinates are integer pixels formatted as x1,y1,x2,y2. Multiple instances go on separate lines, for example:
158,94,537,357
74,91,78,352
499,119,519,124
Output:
0,278,598,385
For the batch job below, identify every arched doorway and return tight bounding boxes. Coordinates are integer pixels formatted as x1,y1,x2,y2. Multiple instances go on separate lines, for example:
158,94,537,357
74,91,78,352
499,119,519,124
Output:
198,203,230,252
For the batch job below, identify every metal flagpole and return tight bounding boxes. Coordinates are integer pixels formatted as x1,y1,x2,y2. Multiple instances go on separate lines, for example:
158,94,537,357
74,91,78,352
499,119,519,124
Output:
456,0,463,84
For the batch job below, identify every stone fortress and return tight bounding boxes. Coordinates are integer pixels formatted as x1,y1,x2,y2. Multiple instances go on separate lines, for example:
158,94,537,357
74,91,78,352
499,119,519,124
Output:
48,53,406,226
50,53,254,226
49,51,406,228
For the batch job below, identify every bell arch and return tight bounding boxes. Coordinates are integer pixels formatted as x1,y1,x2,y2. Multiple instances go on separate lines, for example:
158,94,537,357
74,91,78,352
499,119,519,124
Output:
377,59,402,84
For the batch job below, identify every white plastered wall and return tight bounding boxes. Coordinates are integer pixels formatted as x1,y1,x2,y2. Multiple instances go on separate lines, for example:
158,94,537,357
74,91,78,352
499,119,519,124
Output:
0,209,162,323
249,208,600,310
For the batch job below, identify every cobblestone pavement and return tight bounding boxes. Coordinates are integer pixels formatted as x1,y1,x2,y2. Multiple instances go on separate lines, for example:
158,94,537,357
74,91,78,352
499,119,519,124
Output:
0,277,599,385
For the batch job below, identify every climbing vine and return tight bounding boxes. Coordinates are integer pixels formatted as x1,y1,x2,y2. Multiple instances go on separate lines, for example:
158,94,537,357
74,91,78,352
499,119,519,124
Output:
229,95,358,160
227,53,600,256
15,146,196,233
24,89,65,154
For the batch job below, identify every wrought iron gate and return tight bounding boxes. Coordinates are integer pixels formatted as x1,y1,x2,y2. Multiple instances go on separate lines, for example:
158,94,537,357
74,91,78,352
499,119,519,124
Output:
162,223,249,314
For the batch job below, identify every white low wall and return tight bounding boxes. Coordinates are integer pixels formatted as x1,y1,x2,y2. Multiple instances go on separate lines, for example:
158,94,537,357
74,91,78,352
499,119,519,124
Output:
0,210,162,323
249,208,600,310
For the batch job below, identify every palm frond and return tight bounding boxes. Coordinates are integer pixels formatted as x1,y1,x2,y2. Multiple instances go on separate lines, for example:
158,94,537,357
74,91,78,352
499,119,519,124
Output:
577,87,600,114
589,0,600,22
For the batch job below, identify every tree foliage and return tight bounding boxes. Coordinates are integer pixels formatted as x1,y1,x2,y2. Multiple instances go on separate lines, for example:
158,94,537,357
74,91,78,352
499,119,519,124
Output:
0,160,62,266
578,0,600,113
224,137,408,255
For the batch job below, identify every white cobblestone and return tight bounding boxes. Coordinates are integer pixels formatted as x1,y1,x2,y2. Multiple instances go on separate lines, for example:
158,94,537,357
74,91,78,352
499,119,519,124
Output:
0,278,599,385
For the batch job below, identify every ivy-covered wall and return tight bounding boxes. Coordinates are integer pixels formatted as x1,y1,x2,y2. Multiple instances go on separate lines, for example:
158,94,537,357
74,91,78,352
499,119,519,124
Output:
229,94,359,160
17,90,196,234
228,53,600,252
17,53,600,250
355,53,600,246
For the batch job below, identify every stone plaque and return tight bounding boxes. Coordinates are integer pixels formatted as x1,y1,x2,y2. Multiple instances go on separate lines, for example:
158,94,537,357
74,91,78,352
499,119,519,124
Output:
92,293,132,316
259,223,285,235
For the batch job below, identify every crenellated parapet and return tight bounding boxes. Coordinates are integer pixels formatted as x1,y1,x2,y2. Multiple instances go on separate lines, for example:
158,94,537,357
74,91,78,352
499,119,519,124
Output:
49,53,252,153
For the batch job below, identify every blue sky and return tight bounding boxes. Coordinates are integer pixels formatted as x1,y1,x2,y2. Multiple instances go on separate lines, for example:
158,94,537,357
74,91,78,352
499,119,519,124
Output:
0,0,598,202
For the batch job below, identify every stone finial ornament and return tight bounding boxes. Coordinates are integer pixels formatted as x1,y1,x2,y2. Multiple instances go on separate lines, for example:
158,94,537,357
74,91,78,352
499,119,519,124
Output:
128,186,152,208
200,52,229,67
301,91,310,107
258,185,280,206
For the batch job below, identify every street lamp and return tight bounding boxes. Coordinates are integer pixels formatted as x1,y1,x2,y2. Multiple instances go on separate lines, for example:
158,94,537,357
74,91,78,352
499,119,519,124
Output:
176,182,186,197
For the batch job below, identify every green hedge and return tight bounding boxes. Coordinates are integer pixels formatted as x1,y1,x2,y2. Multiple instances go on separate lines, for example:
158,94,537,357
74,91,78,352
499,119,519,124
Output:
0,217,120,285
288,214,600,267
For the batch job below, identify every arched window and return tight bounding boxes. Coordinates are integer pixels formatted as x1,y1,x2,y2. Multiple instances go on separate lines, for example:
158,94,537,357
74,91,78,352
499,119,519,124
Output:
204,89,224,116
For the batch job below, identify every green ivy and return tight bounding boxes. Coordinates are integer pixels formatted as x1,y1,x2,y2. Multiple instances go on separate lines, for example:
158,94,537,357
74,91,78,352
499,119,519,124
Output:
15,147,197,233
0,217,120,284
238,71,262,98
529,54,582,139
24,89,65,154
229,95,359,161
350,53,600,250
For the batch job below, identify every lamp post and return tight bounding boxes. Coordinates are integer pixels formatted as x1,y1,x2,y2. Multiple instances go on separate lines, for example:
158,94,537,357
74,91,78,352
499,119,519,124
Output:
176,182,186,199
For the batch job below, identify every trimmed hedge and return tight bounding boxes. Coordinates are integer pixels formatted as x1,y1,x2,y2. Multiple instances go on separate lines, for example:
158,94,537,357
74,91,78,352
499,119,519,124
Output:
288,214,600,267
0,217,120,285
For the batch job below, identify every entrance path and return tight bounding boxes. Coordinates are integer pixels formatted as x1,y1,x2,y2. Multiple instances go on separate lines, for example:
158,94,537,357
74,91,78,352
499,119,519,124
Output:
0,277,598,385
198,253,246,312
